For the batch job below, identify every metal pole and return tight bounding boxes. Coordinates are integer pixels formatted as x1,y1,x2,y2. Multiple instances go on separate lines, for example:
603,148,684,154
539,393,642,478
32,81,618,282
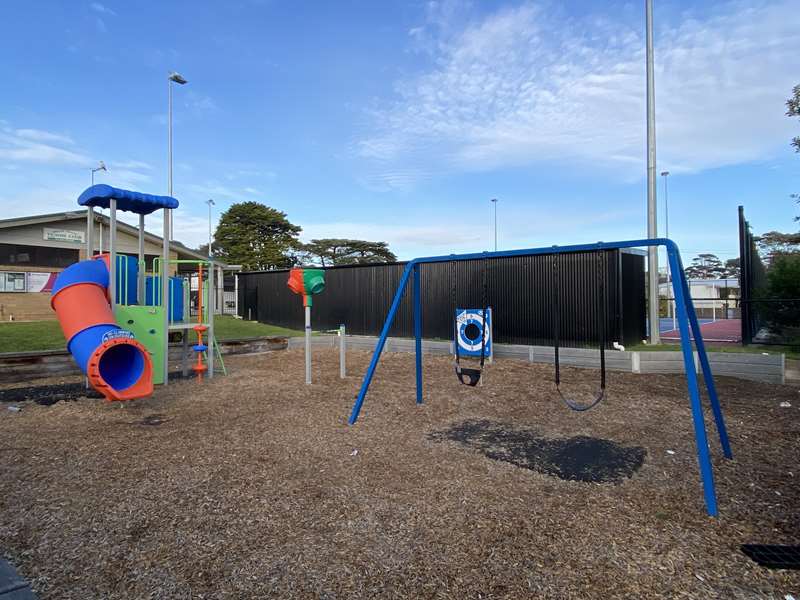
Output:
646,0,660,344
305,304,312,384
491,198,498,252
206,199,215,256
662,171,671,331
339,324,346,379
234,273,239,317
137,214,145,304
666,246,718,517
168,78,173,241
109,199,117,308
85,207,94,259
208,260,215,378
413,264,423,403
662,172,669,241
162,209,170,385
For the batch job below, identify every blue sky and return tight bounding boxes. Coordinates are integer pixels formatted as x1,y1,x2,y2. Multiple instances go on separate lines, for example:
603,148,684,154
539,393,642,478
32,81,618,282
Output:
1,0,798,264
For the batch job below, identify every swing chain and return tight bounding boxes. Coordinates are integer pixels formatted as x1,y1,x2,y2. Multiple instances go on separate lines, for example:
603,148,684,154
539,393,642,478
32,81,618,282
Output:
552,249,607,411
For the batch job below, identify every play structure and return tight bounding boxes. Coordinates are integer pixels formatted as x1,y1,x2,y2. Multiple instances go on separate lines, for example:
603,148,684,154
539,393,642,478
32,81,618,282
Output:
50,184,219,401
347,239,733,517
287,267,326,384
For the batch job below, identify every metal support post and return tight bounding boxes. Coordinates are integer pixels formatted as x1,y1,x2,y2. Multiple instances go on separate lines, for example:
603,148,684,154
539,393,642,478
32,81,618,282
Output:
208,260,215,378
85,207,94,258
667,246,718,516
305,304,312,384
109,199,117,307
339,324,346,379
137,214,145,304
413,264,423,404
162,208,170,385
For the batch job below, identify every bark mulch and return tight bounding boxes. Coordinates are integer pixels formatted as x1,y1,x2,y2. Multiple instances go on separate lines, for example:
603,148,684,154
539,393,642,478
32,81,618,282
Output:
0,348,798,599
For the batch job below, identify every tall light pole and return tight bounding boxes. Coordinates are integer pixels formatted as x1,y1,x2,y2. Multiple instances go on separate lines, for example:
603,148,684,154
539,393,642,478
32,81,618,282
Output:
646,0,660,344
167,71,188,242
490,198,498,251
91,160,107,185
206,198,215,257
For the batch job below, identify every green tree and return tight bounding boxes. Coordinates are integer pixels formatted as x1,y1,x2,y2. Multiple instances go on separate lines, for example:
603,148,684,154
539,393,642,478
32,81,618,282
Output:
757,253,800,336
786,84,800,220
788,83,800,153
297,238,397,266
684,253,726,279
723,257,740,278
755,230,800,265
213,202,301,270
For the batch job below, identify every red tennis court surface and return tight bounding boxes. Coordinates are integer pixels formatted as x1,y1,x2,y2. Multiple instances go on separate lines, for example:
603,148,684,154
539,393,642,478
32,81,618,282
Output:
661,318,742,343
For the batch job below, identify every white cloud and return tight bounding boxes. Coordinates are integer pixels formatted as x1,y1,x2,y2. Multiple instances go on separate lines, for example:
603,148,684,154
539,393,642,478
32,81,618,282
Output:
358,0,800,187
15,129,75,145
299,221,482,257
0,127,90,166
109,159,153,171
95,17,107,33
90,2,116,15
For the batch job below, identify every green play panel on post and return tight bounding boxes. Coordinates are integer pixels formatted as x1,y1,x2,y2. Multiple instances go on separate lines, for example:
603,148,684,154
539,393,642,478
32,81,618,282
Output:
114,305,167,385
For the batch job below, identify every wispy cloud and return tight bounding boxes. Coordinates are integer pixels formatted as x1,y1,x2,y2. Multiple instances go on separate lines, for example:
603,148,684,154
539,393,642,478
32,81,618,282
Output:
357,0,800,188
109,159,153,171
95,17,107,33
0,126,90,166
90,2,116,16
15,129,75,145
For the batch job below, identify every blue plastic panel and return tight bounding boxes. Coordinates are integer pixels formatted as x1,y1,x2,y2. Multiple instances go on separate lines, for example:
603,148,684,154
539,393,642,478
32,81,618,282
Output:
78,184,179,215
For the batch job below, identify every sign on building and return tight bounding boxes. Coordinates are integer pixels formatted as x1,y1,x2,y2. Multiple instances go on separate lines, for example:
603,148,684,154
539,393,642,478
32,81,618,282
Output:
43,227,85,244
26,272,57,292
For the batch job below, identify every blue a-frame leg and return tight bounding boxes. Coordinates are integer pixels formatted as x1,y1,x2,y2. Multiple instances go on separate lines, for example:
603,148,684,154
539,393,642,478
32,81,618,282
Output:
413,264,423,404
348,239,732,517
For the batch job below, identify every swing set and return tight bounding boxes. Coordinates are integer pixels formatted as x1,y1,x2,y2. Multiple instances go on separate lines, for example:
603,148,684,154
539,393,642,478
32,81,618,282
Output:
347,239,733,517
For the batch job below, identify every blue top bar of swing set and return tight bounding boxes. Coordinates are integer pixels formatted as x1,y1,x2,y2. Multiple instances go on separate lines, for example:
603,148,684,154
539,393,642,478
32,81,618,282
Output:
404,237,675,266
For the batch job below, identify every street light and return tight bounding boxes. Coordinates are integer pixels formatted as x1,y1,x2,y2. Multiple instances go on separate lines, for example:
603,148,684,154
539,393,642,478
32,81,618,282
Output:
167,71,188,242
90,160,107,185
206,198,215,257
490,198,498,251
645,0,659,345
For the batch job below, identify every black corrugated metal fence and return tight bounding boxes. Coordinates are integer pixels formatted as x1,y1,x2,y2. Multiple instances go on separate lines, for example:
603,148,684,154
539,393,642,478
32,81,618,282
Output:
238,249,646,347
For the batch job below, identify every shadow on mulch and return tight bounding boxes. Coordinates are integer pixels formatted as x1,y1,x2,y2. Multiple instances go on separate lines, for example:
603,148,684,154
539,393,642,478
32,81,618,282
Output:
0,383,103,405
430,419,646,484
0,372,198,406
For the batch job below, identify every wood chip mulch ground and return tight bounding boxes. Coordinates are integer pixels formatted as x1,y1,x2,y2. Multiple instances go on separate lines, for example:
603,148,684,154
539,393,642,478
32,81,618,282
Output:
1,348,799,599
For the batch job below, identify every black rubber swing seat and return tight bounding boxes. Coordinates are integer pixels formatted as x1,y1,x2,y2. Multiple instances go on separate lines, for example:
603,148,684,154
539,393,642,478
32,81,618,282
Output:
556,386,605,412
455,366,482,387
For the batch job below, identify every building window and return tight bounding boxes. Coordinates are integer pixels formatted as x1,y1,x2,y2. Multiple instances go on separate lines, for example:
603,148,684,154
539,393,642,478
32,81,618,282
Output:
0,272,26,292
0,244,80,268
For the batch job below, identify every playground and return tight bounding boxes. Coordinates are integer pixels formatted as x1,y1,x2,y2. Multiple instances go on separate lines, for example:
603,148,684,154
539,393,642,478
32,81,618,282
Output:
0,348,798,598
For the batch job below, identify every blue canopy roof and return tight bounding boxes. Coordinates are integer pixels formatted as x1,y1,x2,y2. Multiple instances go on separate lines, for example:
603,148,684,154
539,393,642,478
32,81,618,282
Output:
78,184,179,215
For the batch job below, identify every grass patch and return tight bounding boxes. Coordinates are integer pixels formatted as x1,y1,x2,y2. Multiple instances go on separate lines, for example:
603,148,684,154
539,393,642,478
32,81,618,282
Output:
628,341,799,359
213,316,303,340
0,321,68,353
0,316,302,354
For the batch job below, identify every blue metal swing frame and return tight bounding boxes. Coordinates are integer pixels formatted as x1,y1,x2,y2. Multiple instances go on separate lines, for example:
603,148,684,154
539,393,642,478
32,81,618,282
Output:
347,238,733,517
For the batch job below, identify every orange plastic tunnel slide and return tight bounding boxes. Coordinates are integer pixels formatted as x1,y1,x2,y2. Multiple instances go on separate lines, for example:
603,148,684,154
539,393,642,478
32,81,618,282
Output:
50,257,153,401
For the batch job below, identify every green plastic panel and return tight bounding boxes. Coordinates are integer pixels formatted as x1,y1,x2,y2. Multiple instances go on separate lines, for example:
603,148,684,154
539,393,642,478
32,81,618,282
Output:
115,305,167,385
